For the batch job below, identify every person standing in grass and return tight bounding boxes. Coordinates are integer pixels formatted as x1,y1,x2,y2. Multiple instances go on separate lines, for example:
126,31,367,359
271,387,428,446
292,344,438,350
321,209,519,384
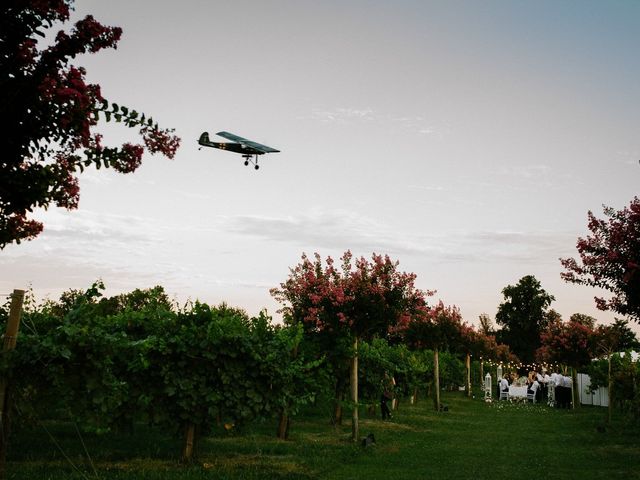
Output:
381,372,395,420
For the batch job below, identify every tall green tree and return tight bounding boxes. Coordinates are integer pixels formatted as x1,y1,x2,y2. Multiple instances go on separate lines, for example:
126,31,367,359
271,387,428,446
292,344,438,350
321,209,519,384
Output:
495,275,555,363
608,318,640,350
478,313,494,335
570,313,597,329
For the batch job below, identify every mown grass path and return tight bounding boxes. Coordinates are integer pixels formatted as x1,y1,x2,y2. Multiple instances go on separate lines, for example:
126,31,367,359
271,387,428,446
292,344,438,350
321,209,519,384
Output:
323,395,639,479
7,392,640,479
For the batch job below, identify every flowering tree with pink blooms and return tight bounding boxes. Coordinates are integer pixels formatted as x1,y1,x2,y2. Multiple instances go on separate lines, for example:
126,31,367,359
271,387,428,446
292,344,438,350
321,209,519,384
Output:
0,0,180,249
561,197,640,322
405,301,463,410
271,251,432,440
457,323,497,397
537,319,595,408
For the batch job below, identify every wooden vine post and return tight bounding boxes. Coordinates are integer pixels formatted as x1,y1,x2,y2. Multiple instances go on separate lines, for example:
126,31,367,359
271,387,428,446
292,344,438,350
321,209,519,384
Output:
433,348,441,411
607,352,613,424
350,336,359,442
465,353,472,397
0,289,25,479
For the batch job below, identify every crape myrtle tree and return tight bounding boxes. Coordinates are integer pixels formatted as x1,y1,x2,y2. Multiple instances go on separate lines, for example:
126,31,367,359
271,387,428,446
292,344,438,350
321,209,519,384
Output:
458,325,497,396
570,313,597,329
457,323,480,397
537,318,595,409
595,323,621,424
495,275,555,364
1,0,180,248
405,301,462,411
593,319,640,423
271,251,432,441
561,197,640,322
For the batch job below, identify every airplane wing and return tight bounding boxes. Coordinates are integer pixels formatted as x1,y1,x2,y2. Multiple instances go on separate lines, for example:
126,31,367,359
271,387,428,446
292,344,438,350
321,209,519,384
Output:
198,132,261,154
216,131,280,154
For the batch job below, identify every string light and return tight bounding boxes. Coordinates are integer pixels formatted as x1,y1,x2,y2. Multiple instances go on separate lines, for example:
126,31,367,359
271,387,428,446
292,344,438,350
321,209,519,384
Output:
481,359,561,371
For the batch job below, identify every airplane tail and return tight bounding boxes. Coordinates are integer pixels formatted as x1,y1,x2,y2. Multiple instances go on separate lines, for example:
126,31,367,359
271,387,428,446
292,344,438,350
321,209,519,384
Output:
198,132,210,145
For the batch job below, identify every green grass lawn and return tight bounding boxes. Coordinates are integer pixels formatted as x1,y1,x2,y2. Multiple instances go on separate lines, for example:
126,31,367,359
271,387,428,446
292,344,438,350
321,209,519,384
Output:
7,392,640,479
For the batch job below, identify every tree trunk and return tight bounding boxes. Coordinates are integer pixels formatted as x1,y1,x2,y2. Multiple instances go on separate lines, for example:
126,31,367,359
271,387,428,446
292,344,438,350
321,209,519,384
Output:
333,381,343,427
276,342,298,439
480,360,484,389
465,353,471,397
182,423,196,462
433,348,441,411
412,386,419,405
350,336,359,442
276,411,290,440
607,353,612,424
571,367,578,409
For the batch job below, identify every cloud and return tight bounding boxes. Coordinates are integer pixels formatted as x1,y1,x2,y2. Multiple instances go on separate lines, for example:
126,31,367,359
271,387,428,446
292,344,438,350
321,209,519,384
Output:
303,107,448,138
464,230,577,263
615,149,640,165
497,164,551,179
1,208,173,279
308,107,375,123
224,210,421,255
222,210,577,265
0,207,579,309
407,184,447,192
36,212,154,246
172,190,213,201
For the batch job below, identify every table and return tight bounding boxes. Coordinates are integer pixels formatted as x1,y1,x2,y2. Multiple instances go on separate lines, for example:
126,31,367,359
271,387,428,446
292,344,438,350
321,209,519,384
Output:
508,385,527,398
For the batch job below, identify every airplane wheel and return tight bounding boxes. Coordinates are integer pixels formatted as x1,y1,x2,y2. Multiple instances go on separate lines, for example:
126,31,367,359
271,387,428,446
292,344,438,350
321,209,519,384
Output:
255,164,260,170
244,160,249,166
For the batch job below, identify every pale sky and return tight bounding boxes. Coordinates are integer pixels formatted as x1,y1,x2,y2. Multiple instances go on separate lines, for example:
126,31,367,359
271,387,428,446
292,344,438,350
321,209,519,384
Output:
2,0,639,331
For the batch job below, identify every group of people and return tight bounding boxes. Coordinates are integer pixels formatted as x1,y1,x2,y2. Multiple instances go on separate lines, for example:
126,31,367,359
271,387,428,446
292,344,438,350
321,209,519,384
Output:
498,369,574,408
549,371,574,408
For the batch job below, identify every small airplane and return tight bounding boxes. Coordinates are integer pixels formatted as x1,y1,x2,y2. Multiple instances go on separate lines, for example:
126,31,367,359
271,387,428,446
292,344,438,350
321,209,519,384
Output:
198,131,280,170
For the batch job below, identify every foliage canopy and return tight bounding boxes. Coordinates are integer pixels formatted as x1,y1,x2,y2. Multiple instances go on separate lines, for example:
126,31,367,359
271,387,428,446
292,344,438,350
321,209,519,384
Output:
561,197,640,322
0,0,180,248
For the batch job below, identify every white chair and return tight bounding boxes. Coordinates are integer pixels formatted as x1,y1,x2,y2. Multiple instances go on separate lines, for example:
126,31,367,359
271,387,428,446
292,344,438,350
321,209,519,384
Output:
527,384,538,403
499,389,509,401
484,373,492,400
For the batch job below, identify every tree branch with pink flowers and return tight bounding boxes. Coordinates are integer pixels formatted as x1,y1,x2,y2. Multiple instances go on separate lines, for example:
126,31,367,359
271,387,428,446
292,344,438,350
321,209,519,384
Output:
561,197,640,322
1,0,181,249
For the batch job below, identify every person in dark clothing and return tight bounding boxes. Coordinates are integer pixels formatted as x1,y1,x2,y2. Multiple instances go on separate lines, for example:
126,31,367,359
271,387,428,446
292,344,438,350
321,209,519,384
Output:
380,372,395,420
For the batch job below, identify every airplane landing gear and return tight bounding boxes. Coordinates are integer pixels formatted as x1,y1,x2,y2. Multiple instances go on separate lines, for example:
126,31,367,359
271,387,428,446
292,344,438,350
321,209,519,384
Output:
242,154,260,171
